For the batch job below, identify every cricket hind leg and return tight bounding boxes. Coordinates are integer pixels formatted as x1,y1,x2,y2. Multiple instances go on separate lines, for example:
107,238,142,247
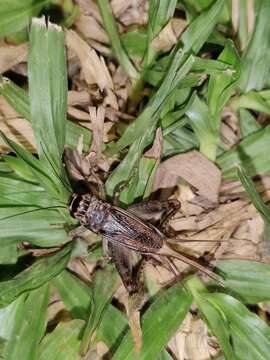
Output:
127,199,181,236
155,244,225,286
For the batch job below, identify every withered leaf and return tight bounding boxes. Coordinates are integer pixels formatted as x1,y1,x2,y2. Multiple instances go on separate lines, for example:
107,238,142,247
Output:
152,150,221,203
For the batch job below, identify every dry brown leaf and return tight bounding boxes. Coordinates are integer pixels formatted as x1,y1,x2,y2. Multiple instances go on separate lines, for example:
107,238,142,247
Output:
67,90,90,106
88,106,105,157
65,30,118,109
144,127,163,159
0,43,28,74
151,19,187,53
153,150,221,203
0,118,35,153
112,0,148,25
75,14,109,44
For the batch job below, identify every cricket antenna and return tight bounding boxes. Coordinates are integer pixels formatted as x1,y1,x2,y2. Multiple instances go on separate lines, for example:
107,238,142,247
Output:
39,142,73,193
0,205,68,222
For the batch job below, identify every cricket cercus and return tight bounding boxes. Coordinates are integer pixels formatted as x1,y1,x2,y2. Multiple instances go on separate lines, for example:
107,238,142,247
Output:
70,192,224,292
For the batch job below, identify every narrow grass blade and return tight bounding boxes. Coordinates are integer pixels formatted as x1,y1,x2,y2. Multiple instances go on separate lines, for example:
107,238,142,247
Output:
239,0,270,92
53,269,128,350
0,244,71,308
217,259,270,304
80,264,120,355
186,277,234,360
185,94,218,160
238,166,270,224
0,130,61,198
206,293,270,360
39,319,84,360
0,0,48,38
105,125,155,201
181,0,225,54
111,52,194,154
97,0,137,79
1,284,49,360
238,109,261,137
217,125,270,178
208,40,241,126
112,283,192,360
231,90,270,114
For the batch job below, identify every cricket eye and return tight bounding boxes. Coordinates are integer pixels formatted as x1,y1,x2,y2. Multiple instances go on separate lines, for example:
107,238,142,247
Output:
69,194,82,217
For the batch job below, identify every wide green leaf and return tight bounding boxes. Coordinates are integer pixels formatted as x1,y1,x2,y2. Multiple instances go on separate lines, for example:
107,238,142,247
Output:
207,293,270,360
0,284,49,360
80,264,120,355
0,0,48,38
28,17,70,202
0,244,71,308
39,319,84,360
217,259,270,303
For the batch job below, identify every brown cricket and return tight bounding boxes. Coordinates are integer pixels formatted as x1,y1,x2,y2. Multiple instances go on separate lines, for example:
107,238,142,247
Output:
70,192,224,293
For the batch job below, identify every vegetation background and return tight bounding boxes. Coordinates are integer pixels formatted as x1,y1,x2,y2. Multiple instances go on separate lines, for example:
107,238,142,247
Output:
0,0,270,359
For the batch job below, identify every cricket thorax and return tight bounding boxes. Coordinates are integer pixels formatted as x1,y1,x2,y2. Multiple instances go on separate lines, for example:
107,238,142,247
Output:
70,193,111,233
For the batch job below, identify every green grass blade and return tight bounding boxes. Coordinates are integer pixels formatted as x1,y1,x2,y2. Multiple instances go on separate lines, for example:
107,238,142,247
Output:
53,270,92,320
239,109,261,137
0,245,18,265
28,17,70,201
110,52,194,154
239,0,270,92
112,283,192,360
231,90,270,114
217,125,270,179
208,39,241,126
0,0,48,38
237,167,270,224
186,277,234,360
39,319,84,360
53,269,128,351
97,0,137,79
206,293,270,360
181,0,225,54
185,93,218,160
0,244,71,308
217,260,270,304
105,125,155,200
80,264,120,355
1,284,49,360
0,129,61,198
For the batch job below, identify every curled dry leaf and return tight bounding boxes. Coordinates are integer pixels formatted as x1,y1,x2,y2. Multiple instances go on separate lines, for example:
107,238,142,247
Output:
152,150,221,203
65,30,118,109
144,127,163,159
75,15,109,44
0,43,28,74
65,106,111,182
151,18,187,53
